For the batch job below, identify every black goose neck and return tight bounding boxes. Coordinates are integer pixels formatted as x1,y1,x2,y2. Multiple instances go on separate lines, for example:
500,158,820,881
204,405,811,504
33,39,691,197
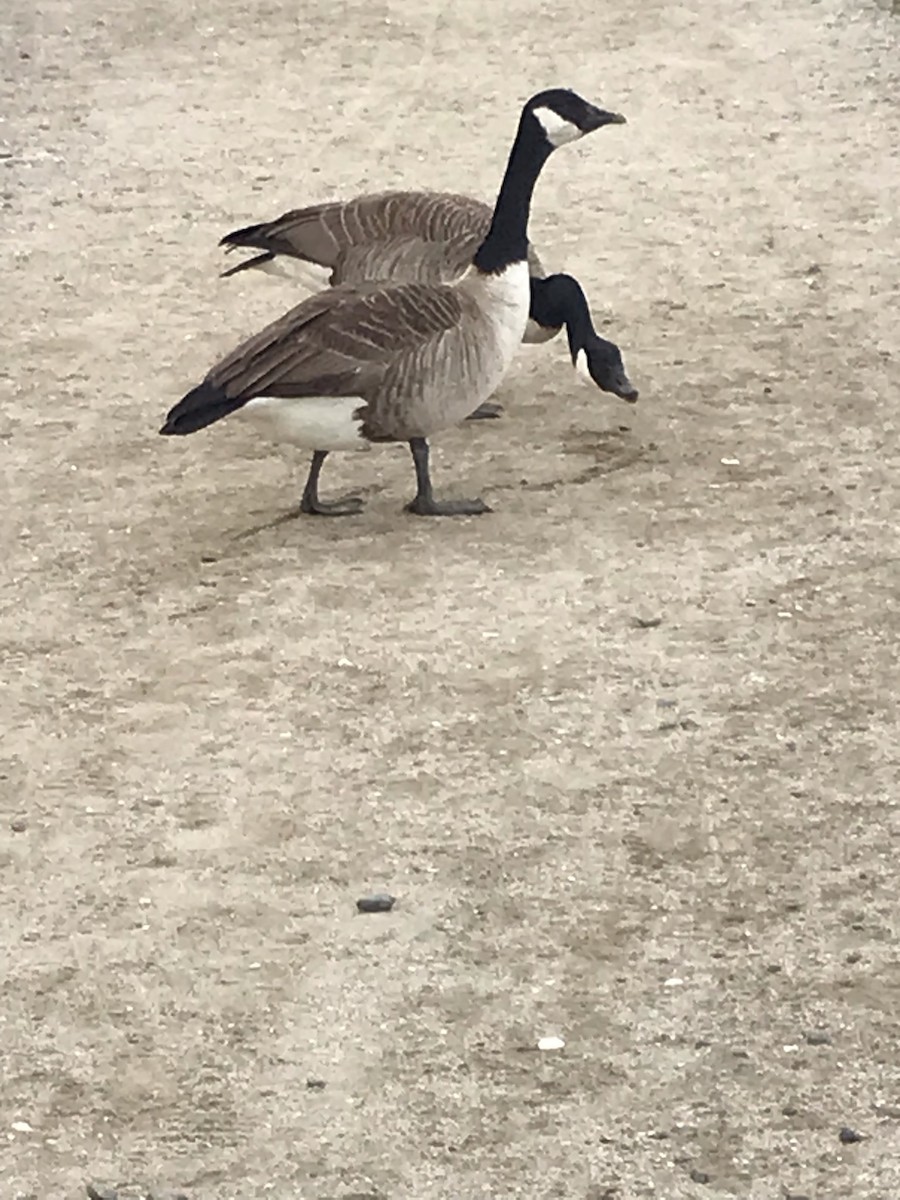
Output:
472,115,553,275
528,274,573,330
533,274,597,357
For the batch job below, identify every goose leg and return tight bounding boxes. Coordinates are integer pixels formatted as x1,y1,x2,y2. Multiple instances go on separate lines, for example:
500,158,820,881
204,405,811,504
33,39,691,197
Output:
404,437,492,517
299,450,364,517
466,401,504,421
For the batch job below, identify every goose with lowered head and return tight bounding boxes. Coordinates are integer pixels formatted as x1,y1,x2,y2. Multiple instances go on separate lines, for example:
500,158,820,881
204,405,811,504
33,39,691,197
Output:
218,175,633,418
160,89,626,518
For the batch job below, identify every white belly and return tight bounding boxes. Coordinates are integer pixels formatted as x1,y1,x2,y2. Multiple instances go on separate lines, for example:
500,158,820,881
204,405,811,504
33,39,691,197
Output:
237,395,369,451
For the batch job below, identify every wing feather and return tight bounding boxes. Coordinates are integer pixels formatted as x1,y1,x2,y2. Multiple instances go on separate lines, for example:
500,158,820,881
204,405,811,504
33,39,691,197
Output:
205,281,465,405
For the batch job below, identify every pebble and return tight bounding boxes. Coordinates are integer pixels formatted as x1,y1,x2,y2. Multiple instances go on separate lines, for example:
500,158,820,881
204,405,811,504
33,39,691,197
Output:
689,1168,712,1184
356,893,395,914
804,1029,832,1045
632,615,662,629
10,817,27,833
306,1078,327,1090
839,1126,863,1144
85,1188,118,1200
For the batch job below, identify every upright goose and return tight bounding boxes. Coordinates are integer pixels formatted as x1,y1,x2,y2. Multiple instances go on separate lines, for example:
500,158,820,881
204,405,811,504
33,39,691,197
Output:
160,89,626,518
219,190,552,323
219,189,632,414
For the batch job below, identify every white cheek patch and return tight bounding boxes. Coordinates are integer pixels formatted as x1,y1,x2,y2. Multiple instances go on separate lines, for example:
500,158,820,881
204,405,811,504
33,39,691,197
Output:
531,106,583,148
574,348,594,384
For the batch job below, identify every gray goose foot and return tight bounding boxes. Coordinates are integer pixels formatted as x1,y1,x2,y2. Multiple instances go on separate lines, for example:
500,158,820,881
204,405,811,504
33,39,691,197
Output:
299,450,364,517
404,438,492,518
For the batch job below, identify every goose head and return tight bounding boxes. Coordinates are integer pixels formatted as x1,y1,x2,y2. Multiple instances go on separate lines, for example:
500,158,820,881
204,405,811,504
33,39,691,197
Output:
574,337,639,403
523,88,627,149
531,274,639,403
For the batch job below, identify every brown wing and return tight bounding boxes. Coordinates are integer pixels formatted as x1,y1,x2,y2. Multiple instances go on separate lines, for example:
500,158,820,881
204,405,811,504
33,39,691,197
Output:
162,279,468,435
221,191,492,274
330,233,479,286
220,189,547,285
207,280,466,403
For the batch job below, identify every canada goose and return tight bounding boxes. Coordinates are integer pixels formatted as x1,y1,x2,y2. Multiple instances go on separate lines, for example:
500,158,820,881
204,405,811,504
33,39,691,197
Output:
160,89,626,518
219,190,631,416
219,190,552,330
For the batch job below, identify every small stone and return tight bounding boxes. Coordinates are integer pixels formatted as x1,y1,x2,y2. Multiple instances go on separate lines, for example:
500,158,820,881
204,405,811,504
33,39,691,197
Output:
632,615,663,629
11,1120,33,1132
805,1029,832,1046
537,1035,565,1051
782,1104,799,1117
306,1078,327,1090
784,1193,811,1200
10,817,27,833
85,1187,119,1200
356,893,395,913
845,951,862,964
689,1168,711,1184
839,1126,863,1144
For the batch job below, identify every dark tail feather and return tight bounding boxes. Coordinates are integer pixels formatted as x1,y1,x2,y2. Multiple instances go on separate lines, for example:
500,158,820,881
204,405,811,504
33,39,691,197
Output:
160,381,246,436
220,250,276,279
